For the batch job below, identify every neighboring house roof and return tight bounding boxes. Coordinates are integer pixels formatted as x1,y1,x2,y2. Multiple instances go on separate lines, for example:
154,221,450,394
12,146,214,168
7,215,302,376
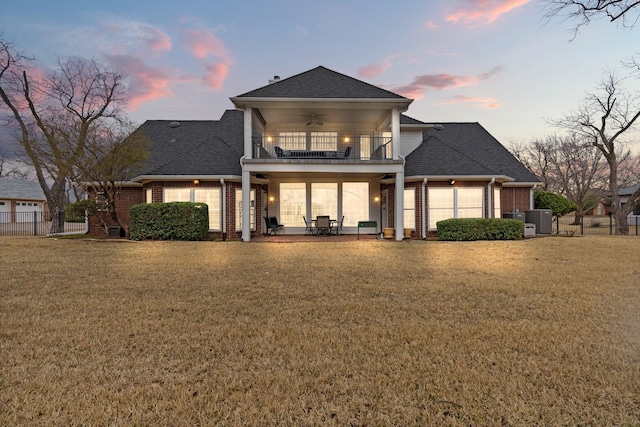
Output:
404,123,540,183
0,177,46,200
235,66,408,100
131,110,244,178
619,183,640,196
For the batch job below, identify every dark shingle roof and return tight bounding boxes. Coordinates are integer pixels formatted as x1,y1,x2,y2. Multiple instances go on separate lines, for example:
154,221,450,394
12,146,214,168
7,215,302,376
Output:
0,177,46,200
132,110,244,177
235,66,408,99
405,123,540,183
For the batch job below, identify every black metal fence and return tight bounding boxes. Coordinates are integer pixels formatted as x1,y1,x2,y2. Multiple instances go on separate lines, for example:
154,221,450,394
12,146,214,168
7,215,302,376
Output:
554,214,640,236
0,211,87,236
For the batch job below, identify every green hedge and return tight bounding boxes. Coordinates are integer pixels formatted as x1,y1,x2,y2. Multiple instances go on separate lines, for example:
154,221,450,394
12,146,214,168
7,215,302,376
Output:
129,202,209,241
436,218,523,241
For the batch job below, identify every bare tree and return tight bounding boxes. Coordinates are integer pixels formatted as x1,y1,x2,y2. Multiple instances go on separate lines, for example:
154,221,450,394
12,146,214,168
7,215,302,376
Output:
0,36,128,233
553,71,640,234
69,121,149,236
511,134,609,224
542,0,640,37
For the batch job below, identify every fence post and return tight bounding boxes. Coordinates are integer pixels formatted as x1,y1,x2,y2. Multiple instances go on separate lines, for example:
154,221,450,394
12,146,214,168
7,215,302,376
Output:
636,216,638,236
33,211,37,236
580,218,584,235
609,212,613,235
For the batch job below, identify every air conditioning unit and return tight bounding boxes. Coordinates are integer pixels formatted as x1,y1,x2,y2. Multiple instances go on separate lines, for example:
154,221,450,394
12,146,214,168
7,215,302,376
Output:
524,223,536,238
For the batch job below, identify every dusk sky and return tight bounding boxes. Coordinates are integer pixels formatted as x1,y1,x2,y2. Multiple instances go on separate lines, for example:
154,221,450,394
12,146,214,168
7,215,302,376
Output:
1,0,638,152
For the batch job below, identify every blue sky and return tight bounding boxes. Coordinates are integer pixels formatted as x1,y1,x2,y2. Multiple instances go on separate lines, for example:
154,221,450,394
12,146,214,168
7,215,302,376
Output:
1,0,638,151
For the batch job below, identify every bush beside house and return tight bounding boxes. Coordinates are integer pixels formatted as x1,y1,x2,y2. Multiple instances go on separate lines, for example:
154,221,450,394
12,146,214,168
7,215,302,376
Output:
129,202,209,241
437,218,523,241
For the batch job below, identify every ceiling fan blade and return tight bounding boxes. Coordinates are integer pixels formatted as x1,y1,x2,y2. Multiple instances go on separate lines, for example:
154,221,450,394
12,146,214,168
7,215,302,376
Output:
317,121,324,125
306,121,313,126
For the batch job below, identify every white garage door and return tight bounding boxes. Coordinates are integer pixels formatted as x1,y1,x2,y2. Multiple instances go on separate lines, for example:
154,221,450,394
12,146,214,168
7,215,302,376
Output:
0,200,10,223
15,201,44,222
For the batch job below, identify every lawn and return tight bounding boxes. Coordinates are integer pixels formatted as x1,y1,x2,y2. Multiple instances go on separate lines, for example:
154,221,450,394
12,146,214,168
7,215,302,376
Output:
1,236,639,426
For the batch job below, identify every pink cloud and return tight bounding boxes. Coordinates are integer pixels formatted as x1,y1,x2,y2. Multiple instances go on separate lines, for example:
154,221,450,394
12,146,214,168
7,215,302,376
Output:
202,62,230,91
440,95,502,109
446,0,532,25
392,66,503,99
146,28,172,54
183,29,229,59
425,20,440,29
357,55,402,79
105,54,173,110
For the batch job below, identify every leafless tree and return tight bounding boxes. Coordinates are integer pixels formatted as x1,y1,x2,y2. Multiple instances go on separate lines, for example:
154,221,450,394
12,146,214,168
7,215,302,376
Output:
542,0,640,37
69,121,149,236
511,134,609,224
0,35,128,233
552,71,640,234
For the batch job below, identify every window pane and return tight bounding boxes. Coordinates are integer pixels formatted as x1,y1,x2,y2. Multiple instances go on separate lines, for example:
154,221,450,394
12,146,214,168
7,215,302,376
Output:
194,189,220,230
235,189,256,231
359,135,370,160
429,188,454,229
404,188,416,229
280,183,306,226
310,131,337,151
494,188,501,218
311,183,337,220
342,182,369,226
146,188,153,204
278,132,306,150
164,188,191,203
457,188,483,208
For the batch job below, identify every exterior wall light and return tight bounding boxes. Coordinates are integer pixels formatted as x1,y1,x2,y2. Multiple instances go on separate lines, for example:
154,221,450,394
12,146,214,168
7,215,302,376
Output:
193,179,200,185
374,196,380,202
344,136,350,143
269,196,275,202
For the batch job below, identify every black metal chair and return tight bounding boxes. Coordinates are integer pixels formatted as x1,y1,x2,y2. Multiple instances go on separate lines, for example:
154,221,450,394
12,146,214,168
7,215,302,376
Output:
316,215,331,236
334,215,345,235
264,216,284,235
303,216,316,235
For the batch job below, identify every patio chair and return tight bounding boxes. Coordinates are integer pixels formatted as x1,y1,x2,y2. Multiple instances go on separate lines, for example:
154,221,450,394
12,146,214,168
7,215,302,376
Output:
264,216,284,235
316,215,331,236
343,146,351,158
334,215,345,235
303,216,316,235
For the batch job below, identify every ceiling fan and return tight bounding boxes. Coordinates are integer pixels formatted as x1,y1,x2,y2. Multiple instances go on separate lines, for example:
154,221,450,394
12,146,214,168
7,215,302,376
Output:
306,114,324,126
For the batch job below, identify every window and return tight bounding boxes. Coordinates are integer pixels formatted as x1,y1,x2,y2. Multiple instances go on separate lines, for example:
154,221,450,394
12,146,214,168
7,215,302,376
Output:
428,187,483,229
404,188,416,229
342,182,369,226
278,132,306,150
146,188,153,204
493,187,501,219
310,131,337,151
382,131,392,159
359,135,371,160
311,183,338,220
235,189,256,231
164,188,221,230
280,183,306,226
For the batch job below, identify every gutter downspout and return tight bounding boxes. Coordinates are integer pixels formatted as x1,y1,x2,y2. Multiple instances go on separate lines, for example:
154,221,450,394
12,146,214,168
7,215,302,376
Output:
421,178,427,239
487,177,495,218
529,184,539,210
220,178,226,241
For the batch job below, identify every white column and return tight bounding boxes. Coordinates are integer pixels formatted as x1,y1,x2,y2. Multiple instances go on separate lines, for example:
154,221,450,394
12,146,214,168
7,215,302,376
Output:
391,108,400,160
244,107,252,159
395,171,404,241
242,170,251,241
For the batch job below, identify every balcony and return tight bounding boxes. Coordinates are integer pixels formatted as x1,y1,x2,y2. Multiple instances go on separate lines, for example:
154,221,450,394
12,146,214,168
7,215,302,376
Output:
251,134,394,161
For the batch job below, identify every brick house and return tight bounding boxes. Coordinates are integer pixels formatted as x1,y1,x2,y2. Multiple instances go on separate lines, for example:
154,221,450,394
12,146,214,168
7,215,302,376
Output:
93,66,541,240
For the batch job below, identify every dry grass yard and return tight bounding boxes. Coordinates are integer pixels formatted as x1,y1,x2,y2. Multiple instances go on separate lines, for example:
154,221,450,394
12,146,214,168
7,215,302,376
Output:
1,236,639,426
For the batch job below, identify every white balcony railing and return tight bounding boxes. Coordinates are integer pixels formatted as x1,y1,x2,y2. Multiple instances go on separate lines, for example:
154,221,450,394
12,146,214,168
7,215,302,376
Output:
252,135,393,160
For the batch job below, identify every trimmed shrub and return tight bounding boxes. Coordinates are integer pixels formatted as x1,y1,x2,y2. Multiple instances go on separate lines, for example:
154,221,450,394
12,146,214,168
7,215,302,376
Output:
534,191,577,217
129,202,209,241
436,218,523,241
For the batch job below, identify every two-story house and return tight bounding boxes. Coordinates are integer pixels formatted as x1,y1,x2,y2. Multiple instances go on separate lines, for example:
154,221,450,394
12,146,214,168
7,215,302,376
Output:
92,66,540,240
